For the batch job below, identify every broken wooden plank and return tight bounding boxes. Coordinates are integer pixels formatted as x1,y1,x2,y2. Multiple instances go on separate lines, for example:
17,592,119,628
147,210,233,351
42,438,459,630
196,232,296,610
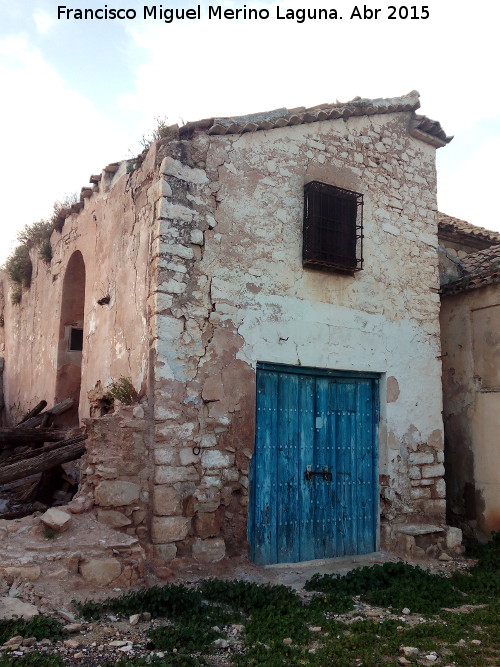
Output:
0,434,87,468
0,428,67,447
0,437,87,486
17,401,47,426
19,398,74,429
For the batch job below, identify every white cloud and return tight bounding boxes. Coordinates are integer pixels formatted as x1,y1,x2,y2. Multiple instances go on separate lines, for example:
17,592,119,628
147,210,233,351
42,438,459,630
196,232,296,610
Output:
33,8,54,34
0,36,129,262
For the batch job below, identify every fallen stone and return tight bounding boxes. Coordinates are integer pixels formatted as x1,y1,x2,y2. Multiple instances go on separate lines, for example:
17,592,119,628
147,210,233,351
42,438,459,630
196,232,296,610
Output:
79,558,122,586
109,640,129,647
398,658,411,666
2,636,23,647
402,608,411,615
1,566,41,583
64,623,83,634
97,510,132,528
73,652,85,659
40,508,71,533
425,653,438,662
21,637,36,647
63,638,81,649
438,552,452,561
0,598,39,620
400,647,419,656
129,614,140,625
142,612,152,622
192,537,225,563
471,639,482,645
213,638,229,648
309,626,322,632
283,638,292,645
445,526,462,549
67,496,94,514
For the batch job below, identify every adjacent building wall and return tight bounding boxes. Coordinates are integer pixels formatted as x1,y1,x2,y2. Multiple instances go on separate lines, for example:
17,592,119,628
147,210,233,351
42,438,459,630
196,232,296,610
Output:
441,284,500,537
1,148,157,424
149,111,447,561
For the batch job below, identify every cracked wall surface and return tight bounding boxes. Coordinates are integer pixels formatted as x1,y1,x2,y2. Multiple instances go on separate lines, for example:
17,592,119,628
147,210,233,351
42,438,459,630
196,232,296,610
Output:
149,111,446,561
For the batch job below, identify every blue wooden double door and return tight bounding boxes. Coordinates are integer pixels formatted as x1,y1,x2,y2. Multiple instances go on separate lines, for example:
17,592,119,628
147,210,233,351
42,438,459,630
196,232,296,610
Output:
250,364,379,565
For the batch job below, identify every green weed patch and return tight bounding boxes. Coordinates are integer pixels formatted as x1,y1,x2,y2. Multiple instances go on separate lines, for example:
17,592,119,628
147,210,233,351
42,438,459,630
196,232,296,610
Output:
0,616,65,645
305,561,463,613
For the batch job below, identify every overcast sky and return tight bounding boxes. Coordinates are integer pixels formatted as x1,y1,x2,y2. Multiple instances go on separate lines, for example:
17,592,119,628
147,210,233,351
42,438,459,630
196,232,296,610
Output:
1,0,499,263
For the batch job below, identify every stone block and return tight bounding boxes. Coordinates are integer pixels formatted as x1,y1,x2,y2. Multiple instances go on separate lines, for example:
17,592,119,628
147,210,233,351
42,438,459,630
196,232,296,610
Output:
190,229,204,245
154,447,178,465
192,537,225,563
408,452,434,465
200,433,217,448
179,447,199,466
151,516,191,543
410,487,431,500
40,508,72,533
154,543,177,562
194,512,220,538
421,463,445,479
1,566,41,583
446,526,463,549
95,481,141,507
434,478,446,498
0,598,39,620
132,406,145,419
160,156,209,185
417,499,446,515
408,466,421,480
97,510,132,528
154,465,199,484
80,558,122,586
201,450,235,469
156,198,194,223
153,486,182,516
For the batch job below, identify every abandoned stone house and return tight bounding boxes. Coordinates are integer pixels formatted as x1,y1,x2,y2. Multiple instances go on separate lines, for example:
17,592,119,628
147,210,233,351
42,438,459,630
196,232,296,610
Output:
0,89,479,575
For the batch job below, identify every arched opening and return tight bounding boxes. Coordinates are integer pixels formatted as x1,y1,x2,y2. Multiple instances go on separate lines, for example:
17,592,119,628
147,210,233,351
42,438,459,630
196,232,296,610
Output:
55,250,86,427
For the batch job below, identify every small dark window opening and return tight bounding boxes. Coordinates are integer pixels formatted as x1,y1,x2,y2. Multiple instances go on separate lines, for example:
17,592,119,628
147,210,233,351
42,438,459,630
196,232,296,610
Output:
303,181,363,273
69,327,83,351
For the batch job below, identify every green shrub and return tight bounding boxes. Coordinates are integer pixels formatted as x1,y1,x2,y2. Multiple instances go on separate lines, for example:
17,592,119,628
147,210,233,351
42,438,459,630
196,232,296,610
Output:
107,377,140,405
0,616,65,644
305,562,463,614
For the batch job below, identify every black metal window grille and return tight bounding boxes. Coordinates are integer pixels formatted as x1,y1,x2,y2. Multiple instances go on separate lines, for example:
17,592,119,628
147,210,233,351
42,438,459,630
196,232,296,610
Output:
303,181,363,273
69,327,83,351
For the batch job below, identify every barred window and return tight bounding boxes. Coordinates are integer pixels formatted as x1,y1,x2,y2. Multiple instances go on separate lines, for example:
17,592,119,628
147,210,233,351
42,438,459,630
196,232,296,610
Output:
303,181,363,273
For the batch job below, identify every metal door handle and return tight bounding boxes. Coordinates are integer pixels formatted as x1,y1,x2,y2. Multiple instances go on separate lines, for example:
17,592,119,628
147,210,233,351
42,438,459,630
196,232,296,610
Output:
305,465,333,482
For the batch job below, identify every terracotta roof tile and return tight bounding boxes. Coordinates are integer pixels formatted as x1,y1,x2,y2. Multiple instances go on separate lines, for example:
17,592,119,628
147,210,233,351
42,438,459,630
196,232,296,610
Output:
438,212,500,245
179,91,453,147
441,245,500,295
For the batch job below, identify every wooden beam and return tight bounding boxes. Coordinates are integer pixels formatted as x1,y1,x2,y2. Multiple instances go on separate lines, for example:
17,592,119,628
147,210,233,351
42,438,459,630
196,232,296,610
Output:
0,428,67,447
0,437,87,486
17,401,47,426
19,398,74,429
0,434,87,468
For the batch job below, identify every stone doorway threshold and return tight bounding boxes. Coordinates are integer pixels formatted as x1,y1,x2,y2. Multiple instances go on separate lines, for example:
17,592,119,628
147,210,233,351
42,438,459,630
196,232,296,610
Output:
171,551,399,591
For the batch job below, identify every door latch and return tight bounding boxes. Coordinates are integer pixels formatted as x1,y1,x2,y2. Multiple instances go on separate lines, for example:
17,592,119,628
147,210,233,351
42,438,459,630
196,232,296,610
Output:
305,465,333,482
